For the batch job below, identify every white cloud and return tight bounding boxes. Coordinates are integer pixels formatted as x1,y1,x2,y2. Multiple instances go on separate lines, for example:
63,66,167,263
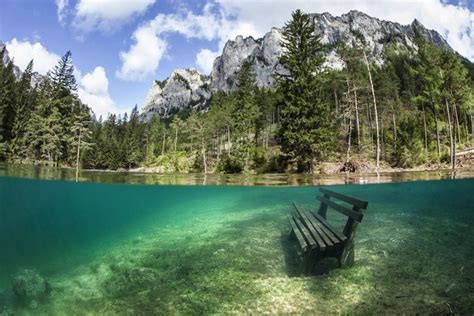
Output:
196,49,219,74
56,0,69,24
117,3,258,81
118,0,473,81
73,0,156,33
81,66,108,95
78,66,124,119
116,26,168,81
5,38,123,118
215,0,474,60
5,38,60,75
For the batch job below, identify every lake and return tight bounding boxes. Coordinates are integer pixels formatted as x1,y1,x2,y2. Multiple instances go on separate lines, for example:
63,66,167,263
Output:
0,164,473,314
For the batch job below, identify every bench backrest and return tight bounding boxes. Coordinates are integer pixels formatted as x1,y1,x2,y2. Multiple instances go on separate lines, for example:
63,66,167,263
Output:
317,188,368,236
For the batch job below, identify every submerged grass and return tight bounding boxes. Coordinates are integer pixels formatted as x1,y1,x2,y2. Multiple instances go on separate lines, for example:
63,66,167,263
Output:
1,178,473,314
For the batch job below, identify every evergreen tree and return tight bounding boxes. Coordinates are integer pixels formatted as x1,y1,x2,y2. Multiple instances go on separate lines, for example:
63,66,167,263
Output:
0,58,18,144
10,60,36,161
232,60,260,167
276,9,335,172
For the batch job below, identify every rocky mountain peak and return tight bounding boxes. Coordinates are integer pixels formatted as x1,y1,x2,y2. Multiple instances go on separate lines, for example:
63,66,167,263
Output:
141,10,454,120
140,68,211,120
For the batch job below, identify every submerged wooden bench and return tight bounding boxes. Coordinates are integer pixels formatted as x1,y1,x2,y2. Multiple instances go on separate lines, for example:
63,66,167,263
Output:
289,188,368,274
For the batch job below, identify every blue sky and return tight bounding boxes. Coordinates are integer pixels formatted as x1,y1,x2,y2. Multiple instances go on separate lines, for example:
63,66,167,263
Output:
0,0,473,118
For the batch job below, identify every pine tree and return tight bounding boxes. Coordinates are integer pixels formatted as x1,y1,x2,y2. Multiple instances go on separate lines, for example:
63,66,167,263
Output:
232,60,260,167
70,110,93,181
50,51,77,98
1,58,18,144
276,9,335,172
10,60,36,161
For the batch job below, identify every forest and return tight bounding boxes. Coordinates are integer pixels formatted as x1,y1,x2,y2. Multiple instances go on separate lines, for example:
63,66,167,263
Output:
0,10,473,174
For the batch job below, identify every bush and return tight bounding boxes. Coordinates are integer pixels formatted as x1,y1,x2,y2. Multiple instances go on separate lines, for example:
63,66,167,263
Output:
217,154,243,174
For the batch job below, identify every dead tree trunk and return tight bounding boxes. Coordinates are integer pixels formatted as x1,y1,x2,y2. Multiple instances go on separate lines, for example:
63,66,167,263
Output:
432,97,441,159
392,113,397,152
201,135,207,174
75,128,82,182
346,118,352,163
161,131,166,156
445,99,454,170
363,50,381,174
421,102,428,152
353,82,361,146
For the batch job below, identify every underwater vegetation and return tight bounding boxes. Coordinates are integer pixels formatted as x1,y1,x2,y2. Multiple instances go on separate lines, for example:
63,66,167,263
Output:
0,177,473,314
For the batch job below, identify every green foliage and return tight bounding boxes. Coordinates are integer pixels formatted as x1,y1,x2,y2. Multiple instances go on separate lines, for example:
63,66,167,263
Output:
1,18,473,174
217,153,243,174
276,9,336,172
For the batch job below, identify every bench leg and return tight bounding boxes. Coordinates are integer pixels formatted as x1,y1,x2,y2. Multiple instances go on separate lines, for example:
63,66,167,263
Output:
339,241,354,268
303,250,320,274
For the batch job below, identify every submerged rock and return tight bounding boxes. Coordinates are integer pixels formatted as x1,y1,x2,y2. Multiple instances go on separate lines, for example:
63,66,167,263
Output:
11,269,51,308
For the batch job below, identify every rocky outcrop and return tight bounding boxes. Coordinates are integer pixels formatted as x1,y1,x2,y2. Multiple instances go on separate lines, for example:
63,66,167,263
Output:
141,68,211,120
11,269,51,309
0,42,21,80
141,10,453,119
210,10,451,93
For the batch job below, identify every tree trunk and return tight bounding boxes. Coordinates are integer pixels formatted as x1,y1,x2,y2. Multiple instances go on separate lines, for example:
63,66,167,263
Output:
334,88,339,113
432,97,441,159
173,128,178,153
445,99,454,170
226,125,231,155
353,82,360,146
346,118,352,163
453,103,461,145
161,132,166,156
75,129,82,182
392,113,397,152
363,50,381,174
421,103,428,152
201,135,207,174
366,94,373,151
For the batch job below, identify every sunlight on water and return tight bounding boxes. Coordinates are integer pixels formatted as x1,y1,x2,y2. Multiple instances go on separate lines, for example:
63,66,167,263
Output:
1,176,473,314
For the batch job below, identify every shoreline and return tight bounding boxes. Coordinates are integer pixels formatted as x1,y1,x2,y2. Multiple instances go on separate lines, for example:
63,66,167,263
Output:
1,162,474,186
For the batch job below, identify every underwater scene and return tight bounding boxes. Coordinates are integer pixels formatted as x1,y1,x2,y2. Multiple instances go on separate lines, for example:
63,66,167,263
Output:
0,175,473,314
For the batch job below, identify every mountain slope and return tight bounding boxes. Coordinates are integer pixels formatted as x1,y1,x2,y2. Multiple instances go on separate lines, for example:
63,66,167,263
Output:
140,10,453,119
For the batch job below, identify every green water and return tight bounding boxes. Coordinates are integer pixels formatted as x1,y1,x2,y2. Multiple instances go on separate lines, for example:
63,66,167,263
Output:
1,175,473,314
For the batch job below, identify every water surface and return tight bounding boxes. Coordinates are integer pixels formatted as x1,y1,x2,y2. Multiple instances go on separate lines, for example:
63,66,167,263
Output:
1,175,473,314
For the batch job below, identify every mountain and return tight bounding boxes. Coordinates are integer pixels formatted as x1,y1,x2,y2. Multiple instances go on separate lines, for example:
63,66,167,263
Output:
140,68,211,121
0,42,21,80
140,10,453,119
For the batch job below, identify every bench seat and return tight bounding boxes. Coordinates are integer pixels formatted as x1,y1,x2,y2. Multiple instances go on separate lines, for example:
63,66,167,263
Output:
289,188,368,274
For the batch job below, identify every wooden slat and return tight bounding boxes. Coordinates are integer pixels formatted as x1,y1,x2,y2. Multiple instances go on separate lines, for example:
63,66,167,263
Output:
319,188,368,210
289,216,308,252
311,211,347,243
317,196,364,222
293,202,326,250
306,211,340,246
293,215,318,250
303,210,333,248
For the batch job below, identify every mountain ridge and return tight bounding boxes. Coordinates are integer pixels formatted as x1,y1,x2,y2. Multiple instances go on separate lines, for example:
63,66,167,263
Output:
140,10,453,119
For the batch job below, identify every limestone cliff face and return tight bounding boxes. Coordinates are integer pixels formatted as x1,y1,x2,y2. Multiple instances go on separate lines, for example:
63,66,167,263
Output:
140,68,211,120
141,10,452,119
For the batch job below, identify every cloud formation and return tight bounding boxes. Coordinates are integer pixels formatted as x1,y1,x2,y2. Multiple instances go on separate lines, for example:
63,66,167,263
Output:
5,39,122,119
5,39,60,75
117,3,257,80
215,0,474,60
77,66,119,119
117,0,473,81
72,0,156,33
56,0,69,24
196,49,219,74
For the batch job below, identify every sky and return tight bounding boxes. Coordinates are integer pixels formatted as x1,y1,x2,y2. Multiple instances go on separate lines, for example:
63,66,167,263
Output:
0,0,473,119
